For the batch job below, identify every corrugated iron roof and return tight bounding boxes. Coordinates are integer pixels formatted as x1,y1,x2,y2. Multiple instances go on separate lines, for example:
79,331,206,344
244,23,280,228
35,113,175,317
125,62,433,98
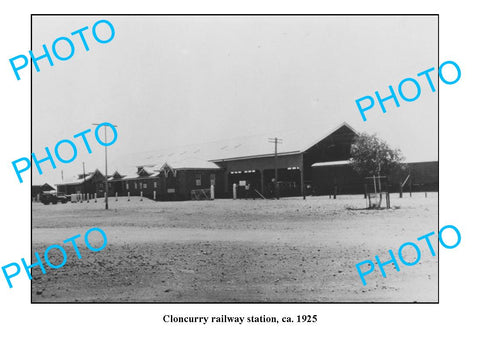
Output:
114,121,356,171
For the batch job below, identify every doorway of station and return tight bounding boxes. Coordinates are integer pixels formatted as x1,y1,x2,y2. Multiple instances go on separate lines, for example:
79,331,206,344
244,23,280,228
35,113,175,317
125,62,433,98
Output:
228,168,303,198
110,181,123,196
263,168,302,198
228,170,261,199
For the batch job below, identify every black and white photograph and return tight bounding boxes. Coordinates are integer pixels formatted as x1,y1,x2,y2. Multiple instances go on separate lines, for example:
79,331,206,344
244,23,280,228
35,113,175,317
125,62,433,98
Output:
31,15,438,303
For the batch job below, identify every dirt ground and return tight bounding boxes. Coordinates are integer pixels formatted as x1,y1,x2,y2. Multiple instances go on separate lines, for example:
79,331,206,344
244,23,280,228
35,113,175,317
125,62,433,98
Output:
31,193,438,302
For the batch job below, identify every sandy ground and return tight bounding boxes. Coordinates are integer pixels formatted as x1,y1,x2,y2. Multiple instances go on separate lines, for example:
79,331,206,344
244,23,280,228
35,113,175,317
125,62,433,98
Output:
31,193,438,302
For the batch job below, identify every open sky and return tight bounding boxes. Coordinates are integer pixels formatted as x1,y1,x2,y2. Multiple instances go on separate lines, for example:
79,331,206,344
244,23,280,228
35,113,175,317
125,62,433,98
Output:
32,15,438,186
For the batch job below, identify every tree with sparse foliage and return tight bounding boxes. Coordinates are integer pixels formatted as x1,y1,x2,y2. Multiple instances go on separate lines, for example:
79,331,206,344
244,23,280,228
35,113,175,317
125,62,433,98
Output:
350,133,405,179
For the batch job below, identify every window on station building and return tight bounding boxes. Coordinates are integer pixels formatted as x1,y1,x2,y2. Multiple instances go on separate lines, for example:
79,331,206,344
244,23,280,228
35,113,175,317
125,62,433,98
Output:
210,173,216,186
126,183,129,190
154,182,157,188
195,174,202,186
134,182,137,189
143,183,147,189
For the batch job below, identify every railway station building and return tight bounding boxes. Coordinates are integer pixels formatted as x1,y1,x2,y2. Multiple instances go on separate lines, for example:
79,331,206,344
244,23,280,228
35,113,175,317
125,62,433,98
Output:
53,122,438,200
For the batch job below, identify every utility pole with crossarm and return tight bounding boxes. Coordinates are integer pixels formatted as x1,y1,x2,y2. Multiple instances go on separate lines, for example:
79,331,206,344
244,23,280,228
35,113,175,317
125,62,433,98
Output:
268,137,283,200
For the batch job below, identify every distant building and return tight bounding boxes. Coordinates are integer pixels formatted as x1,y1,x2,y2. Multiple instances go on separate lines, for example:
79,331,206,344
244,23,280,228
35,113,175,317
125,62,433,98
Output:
311,160,438,195
32,183,55,199
56,169,105,196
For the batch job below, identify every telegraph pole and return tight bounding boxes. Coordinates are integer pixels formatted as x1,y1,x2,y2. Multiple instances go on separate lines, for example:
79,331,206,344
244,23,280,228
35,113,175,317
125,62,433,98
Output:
268,137,283,199
92,123,118,210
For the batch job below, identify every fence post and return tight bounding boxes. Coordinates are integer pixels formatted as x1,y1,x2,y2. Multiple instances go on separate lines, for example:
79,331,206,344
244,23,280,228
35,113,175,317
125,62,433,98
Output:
210,185,214,200
399,182,403,198
153,190,156,201
87,193,89,203
233,184,237,200
128,191,130,201
94,193,97,203
333,185,337,199
115,192,118,201
140,191,143,201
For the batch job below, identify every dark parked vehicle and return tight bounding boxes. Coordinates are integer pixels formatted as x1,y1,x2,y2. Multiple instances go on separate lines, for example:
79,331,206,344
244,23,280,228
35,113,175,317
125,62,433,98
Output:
39,191,69,205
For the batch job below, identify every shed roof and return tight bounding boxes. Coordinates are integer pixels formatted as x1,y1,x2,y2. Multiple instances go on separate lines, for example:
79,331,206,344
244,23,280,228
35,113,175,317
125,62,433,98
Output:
114,122,356,170
56,170,104,186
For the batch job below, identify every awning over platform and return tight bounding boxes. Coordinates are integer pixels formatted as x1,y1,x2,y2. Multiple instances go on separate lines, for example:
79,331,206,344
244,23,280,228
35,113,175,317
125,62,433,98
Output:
311,160,351,167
